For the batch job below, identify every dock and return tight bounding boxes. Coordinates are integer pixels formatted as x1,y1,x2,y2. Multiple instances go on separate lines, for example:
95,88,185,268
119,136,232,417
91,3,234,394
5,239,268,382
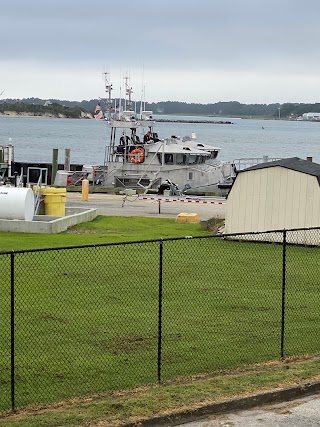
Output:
155,119,234,124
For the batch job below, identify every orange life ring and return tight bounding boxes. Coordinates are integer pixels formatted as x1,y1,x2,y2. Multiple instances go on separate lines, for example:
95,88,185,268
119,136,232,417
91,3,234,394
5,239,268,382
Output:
130,148,144,164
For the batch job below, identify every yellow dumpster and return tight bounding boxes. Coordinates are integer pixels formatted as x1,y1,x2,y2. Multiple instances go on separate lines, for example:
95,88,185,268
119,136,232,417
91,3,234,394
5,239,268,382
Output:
41,187,66,216
176,213,200,223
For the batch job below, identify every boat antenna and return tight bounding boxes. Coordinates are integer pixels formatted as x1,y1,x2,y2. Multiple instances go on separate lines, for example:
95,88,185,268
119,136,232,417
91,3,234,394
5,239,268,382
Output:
124,75,127,112
139,64,145,119
139,81,144,119
124,73,133,111
103,72,113,120
119,72,123,119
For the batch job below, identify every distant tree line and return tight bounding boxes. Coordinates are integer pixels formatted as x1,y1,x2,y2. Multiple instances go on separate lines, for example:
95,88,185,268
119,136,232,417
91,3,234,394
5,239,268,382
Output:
0,101,86,118
145,101,282,117
1,98,320,118
278,103,320,118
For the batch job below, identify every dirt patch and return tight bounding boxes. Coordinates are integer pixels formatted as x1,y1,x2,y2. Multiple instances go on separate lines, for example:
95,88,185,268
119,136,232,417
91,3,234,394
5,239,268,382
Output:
101,335,157,354
65,228,119,234
201,217,225,232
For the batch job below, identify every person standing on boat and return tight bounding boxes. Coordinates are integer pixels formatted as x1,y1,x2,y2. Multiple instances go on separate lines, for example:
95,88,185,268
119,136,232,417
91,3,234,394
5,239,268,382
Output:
143,131,152,144
120,132,130,145
130,128,141,144
152,132,160,142
135,135,141,143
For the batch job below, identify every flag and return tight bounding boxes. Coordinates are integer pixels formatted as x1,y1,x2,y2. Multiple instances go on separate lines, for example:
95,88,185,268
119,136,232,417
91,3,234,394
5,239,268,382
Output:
94,110,104,120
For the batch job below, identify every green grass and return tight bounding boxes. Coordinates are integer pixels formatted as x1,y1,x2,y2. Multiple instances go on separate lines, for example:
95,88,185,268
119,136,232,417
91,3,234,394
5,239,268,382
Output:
0,217,320,412
0,216,209,251
1,356,320,427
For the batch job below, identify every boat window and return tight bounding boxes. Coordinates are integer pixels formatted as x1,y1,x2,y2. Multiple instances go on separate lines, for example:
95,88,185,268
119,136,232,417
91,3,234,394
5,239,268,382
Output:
188,172,194,180
176,153,186,165
164,154,174,164
187,154,199,164
211,150,218,159
199,155,207,164
156,153,174,164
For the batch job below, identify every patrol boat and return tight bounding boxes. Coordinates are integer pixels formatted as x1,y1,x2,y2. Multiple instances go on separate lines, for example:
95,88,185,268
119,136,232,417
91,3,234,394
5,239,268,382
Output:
99,75,236,195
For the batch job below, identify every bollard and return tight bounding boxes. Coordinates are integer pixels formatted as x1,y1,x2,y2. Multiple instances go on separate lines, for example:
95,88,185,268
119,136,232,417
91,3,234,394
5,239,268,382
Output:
82,179,89,201
51,148,59,185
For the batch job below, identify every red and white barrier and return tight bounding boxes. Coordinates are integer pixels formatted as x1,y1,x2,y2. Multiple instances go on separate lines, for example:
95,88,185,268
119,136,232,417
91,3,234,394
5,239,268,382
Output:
139,196,226,205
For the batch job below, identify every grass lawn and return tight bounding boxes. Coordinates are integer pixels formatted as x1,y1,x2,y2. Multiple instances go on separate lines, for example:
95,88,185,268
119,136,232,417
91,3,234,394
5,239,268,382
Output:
0,215,212,252
1,356,320,427
0,216,320,414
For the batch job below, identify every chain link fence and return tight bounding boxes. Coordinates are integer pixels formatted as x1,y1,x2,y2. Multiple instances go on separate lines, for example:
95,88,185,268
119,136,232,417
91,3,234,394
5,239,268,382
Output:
1,227,320,411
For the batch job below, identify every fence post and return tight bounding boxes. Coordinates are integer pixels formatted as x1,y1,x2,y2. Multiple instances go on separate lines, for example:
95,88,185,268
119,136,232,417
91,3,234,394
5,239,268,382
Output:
10,252,15,411
280,229,287,359
157,239,163,383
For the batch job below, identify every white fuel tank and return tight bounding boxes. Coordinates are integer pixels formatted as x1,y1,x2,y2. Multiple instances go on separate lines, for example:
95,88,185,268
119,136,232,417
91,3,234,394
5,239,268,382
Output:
0,187,35,221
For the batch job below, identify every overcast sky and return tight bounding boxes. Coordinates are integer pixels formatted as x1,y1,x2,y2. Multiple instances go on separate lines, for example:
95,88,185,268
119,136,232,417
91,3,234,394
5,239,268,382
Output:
1,0,320,104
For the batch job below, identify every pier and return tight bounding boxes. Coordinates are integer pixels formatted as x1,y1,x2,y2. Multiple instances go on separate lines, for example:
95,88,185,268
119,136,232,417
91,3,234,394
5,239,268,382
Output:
154,118,234,124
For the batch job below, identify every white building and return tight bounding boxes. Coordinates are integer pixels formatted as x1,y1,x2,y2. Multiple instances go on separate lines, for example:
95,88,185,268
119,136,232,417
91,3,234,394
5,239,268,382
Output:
225,157,320,243
302,112,320,121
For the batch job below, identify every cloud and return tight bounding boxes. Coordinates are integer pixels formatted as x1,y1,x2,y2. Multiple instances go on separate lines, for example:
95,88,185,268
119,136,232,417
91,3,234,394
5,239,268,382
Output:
1,0,320,102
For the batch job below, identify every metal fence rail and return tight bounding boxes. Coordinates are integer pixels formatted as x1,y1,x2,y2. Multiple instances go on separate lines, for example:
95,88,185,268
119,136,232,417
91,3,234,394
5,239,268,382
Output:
1,227,320,411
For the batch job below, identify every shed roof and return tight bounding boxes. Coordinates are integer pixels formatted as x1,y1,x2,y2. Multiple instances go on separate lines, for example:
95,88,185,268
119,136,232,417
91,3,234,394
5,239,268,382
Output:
240,157,320,179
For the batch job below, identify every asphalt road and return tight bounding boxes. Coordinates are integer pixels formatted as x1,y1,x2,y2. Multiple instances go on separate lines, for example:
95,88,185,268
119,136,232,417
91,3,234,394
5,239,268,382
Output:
176,394,320,427
66,193,227,221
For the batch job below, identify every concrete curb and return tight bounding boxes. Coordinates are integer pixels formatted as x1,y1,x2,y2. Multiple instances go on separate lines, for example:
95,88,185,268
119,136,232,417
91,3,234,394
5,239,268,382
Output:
124,380,320,426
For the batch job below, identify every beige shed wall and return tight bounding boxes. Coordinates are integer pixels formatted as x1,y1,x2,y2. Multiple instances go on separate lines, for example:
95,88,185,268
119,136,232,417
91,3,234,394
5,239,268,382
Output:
225,167,320,233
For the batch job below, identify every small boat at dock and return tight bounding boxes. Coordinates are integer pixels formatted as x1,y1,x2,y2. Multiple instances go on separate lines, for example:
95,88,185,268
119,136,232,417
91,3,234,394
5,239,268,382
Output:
97,75,237,195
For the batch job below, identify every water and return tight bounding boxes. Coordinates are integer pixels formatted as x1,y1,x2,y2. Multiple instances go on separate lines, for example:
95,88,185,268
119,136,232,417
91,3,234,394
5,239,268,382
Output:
0,115,319,165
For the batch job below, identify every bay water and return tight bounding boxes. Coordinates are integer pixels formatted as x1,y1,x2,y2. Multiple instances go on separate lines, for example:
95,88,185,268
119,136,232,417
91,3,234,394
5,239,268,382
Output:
0,115,319,166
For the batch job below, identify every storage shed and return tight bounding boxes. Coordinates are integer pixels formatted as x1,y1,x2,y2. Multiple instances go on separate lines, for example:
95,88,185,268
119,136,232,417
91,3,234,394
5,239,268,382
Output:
225,157,320,234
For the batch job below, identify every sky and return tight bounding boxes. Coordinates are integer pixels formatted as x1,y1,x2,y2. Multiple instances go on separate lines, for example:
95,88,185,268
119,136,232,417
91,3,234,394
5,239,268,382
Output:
1,0,320,105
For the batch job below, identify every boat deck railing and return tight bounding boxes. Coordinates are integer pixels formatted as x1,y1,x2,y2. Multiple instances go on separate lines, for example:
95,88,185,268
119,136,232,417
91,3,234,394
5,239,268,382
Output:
233,156,281,171
0,144,14,163
0,145,14,178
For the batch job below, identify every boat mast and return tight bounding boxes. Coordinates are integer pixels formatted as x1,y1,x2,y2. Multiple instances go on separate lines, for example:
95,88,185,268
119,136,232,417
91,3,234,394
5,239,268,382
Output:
103,72,116,164
119,76,122,120
139,83,143,120
124,74,133,112
103,72,113,120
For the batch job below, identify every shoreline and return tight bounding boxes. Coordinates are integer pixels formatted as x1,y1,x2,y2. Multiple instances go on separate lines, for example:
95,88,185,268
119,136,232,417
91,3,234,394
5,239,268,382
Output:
0,112,291,122
0,111,93,119
0,112,234,124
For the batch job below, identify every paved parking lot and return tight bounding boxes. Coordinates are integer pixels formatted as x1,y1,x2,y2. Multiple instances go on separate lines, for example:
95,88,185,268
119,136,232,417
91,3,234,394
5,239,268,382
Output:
66,192,227,221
